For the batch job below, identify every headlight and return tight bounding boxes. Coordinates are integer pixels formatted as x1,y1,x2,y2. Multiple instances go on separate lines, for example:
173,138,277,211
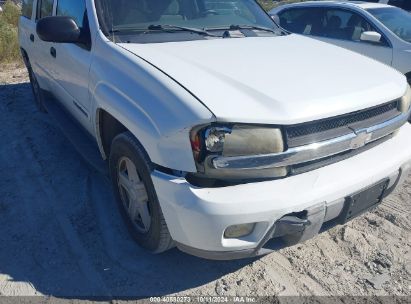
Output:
190,124,286,182
399,85,411,113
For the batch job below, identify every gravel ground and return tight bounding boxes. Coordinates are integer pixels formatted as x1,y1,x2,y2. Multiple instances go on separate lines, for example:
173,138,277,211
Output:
0,64,410,301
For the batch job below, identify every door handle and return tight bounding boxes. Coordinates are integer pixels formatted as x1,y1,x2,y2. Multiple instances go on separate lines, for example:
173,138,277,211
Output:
50,47,56,58
30,34,34,42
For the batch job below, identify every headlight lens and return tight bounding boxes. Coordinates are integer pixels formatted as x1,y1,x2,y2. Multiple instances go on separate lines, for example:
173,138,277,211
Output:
223,125,284,156
202,125,284,156
190,124,286,181
399,85,411,113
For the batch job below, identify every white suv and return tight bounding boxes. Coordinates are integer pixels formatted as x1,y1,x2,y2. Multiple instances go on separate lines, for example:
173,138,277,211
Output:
19,0,411,260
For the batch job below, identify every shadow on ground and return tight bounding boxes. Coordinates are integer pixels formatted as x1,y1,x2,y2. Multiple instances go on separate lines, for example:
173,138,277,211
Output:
0,82,252,299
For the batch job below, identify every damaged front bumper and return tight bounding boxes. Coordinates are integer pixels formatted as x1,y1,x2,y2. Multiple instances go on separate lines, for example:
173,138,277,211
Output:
151,124,411,260
174,171,405,260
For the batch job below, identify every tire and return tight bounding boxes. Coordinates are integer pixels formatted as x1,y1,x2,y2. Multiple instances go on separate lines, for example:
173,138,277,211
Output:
109,131,174,253
22,52,47,113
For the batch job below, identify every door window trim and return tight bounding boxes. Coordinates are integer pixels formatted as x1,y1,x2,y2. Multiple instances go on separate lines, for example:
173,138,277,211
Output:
35,0,56,21
54,0,93,51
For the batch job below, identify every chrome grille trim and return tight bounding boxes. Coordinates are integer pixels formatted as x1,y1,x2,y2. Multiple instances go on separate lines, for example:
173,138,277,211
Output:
285,101,399,139
212,110,410,171
285,100,400,148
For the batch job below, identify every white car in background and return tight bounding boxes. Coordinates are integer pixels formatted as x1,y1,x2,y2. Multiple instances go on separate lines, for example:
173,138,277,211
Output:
270,1,411,84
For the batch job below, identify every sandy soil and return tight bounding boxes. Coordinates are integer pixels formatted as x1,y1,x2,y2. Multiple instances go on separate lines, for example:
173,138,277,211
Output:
0,65,410,300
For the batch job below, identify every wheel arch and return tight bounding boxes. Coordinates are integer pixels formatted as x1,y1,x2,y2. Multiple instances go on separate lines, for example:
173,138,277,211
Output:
96,108,129,160
92,79,208,172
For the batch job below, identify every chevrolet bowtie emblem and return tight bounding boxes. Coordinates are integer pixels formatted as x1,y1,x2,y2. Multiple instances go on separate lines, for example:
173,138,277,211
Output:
350,130,373,149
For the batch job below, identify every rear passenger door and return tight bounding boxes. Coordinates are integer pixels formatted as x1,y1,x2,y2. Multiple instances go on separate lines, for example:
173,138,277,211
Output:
49,0,93,132
31,0,55,91
19,0,35,61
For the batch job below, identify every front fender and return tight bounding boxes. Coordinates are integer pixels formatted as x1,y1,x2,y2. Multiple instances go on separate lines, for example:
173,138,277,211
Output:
90,40,214,172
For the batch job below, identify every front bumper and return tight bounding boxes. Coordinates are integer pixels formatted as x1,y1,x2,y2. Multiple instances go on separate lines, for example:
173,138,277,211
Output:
151,124,411,260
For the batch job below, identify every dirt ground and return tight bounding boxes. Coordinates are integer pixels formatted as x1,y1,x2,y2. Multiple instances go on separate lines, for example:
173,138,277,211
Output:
0,63,410,300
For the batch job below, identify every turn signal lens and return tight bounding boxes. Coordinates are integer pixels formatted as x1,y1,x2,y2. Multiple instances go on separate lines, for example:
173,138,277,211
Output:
400,85,411,113
190,133,202,161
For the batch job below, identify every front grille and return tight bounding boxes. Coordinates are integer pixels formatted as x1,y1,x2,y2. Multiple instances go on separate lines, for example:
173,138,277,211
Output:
282,100,402,175
285,100,400,148
289,135,392,176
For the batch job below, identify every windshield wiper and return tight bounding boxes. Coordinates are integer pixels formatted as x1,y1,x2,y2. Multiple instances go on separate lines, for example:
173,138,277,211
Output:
146,24,220,37
110,24,219,37
205,24,287,36
204,24,276,33
230,24,278,33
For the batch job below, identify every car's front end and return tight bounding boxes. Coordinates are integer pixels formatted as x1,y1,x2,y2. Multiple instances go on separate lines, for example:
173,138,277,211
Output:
151,87,411,259
94,0,411,259
115,33,411,259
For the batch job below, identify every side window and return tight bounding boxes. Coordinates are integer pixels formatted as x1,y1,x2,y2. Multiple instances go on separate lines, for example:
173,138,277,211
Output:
56,0,87,28
22,0,34,19
323,9,380,42
278,8,325,35
37,0,54,19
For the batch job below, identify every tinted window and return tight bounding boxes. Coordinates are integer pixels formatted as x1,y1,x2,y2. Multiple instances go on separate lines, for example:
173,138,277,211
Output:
57,0,86,27
279,8,381,43
22,0,34,19
323,9,374,41
278,8,324,35
38,0,53,19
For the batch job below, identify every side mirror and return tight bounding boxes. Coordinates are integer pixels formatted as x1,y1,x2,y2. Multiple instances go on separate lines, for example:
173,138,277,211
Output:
36,16,82,43
360,31,382,43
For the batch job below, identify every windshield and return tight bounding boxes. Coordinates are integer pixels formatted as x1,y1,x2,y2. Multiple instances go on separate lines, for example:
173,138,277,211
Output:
367,7,411,43
95,0,278,36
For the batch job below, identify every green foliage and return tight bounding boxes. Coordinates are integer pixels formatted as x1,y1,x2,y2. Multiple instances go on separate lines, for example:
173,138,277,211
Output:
257,0,314,12
2,1,20,26
0,1,21,63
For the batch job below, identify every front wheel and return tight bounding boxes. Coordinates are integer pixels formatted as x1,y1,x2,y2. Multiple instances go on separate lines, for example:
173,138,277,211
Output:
109,132,174,253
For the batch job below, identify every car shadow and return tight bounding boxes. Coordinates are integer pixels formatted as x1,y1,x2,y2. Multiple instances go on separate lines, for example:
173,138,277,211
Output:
0,82,254,299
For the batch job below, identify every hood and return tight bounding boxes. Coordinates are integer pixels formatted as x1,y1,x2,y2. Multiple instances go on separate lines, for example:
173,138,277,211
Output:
119,34,407,125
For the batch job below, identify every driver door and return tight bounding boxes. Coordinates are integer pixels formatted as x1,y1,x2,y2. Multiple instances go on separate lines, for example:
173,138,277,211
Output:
48,0,93,133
